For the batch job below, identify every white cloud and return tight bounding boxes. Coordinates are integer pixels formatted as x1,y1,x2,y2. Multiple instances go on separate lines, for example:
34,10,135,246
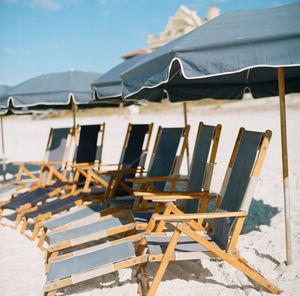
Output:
2,0,80,10
2,48,31,54
97,0,128,6
47,42,61,48
3,0,18,4
30,0,61,10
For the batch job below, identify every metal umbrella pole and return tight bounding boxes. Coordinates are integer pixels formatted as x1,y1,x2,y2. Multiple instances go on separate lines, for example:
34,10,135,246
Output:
278,67,293,265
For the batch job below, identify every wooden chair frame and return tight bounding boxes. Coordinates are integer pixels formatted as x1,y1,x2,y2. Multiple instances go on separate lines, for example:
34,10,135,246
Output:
42,126,190,261
32,123,153,243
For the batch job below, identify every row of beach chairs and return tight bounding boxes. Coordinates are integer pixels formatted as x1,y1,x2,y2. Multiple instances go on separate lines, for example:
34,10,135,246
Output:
0,122,281,295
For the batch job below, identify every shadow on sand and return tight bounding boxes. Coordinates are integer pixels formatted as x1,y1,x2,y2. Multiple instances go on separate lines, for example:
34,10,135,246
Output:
242,198,280,234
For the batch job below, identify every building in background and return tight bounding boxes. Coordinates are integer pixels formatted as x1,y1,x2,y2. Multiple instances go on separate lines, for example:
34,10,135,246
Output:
122,4,220,58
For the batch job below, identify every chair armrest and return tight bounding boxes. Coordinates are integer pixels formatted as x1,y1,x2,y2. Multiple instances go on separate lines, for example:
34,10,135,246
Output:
152,211,247,222
134,191,219,201
126,176,186,183
71,162,100,169
99,163,120,167
13,160,66,166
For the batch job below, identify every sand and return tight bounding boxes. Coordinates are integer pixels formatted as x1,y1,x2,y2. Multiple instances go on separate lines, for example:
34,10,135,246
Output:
0,94,299,295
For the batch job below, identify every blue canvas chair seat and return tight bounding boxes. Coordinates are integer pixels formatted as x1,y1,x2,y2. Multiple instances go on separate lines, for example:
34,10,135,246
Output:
2,188,55,211
48,216,123,247
46,241,135,283
24,195,83,220
42,204,107,231
146,232,216,256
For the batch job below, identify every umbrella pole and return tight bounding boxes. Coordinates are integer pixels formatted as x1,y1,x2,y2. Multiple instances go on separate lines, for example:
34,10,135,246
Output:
0,116,6,181
183,102,190,173
71,100,77,135
278,67,293,265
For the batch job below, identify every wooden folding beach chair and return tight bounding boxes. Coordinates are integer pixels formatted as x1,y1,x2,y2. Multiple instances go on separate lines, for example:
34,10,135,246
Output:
140,128,281,295
46,123,221,290
22,123,153,240
0,124,105,228
75,123,154,198
43,128,281,296
0,127,73,201
42,125,190,259
43,123,222,269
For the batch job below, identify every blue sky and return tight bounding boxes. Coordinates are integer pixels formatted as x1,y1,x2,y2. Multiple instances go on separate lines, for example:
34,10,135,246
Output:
0,0,298,86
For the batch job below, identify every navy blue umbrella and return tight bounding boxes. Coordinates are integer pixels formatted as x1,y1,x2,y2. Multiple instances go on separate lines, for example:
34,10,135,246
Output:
122,3,300,102
92,55,191,170
122,3,300,264
0,70,103,130
92,55,146,102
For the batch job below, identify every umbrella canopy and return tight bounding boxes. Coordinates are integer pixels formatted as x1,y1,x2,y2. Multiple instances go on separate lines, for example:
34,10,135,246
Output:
92,55,192,171
121,2,300,102
0,85,13,115
0,70,100,108
92,55,146,101
121,3,300,266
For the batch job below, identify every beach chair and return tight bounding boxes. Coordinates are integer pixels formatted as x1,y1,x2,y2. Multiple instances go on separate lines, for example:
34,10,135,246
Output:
42,123,221,294
142,128,281,295
44,123,220,264
0,127,73,201
42,126,190,257
43,128,281,296
21,123,153,240
0,124,105,228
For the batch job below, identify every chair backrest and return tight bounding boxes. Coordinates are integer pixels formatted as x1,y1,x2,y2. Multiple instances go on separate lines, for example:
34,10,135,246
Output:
119,123,153,171
147,126,189,191
45,127,71,162
211,128,271,250
118,123,153,185
185,122,222,214
74,124,105,164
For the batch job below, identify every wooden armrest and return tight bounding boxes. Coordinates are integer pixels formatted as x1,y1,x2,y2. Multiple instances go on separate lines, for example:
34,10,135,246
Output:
134,191,212,197
126,176,184,183
152,211,247,221
135,191,220,202
13,160,66,166
99,168,141,176
71,162,100,168
41,161,69,166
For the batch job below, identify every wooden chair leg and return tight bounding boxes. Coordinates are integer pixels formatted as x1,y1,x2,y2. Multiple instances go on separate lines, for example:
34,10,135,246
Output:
45,290,57,296
20,217,28,234
156,202,174,232
148,227,182,296
137,263,149,296
14,213,22,229
177,223,282,295
38,228,47,248
31,222,41,240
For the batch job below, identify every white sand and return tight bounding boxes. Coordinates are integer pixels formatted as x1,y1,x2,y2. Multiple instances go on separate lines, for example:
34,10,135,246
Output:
0,95,299,295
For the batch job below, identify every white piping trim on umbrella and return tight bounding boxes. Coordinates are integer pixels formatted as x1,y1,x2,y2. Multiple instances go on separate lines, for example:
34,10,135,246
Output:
1,92,93,108
122,56,300,100
93,87,121,101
